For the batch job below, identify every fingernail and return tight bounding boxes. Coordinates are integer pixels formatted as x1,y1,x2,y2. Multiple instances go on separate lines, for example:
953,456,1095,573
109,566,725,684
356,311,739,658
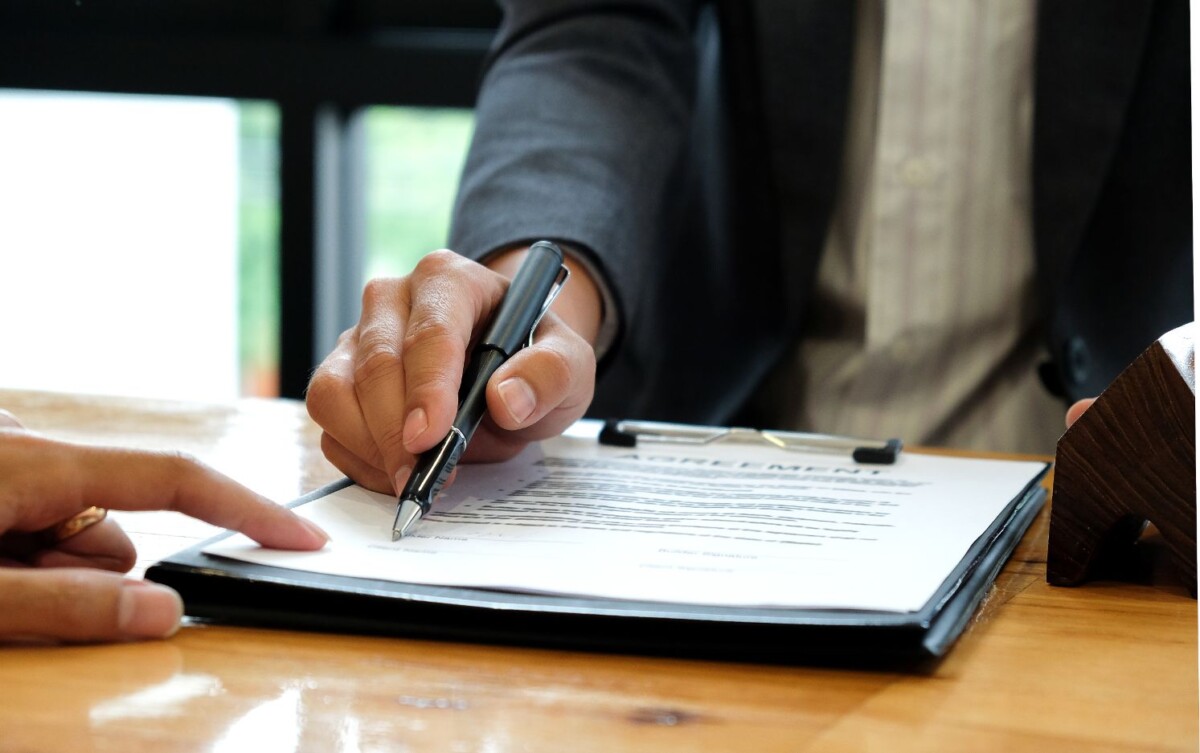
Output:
394,465,412,493
498,377,536,424
299,517,331,545
118,582,184,639
403,408,428,448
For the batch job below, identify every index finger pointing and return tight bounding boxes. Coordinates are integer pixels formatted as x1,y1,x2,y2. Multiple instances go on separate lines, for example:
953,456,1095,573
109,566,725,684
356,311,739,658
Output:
1,434,328,551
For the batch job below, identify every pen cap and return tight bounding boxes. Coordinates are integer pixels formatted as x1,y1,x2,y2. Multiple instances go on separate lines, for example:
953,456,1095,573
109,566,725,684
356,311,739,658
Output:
480,240,565,355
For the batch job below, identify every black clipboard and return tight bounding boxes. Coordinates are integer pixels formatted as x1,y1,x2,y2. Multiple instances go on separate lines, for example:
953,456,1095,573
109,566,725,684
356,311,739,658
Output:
145,467,1048,668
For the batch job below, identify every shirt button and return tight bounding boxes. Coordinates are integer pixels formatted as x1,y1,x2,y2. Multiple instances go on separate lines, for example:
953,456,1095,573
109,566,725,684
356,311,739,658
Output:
1064,336,1091,386
898,157,934,187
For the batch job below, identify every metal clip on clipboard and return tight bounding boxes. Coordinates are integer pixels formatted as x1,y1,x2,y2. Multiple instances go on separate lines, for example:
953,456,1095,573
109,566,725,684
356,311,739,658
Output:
599,419,903,464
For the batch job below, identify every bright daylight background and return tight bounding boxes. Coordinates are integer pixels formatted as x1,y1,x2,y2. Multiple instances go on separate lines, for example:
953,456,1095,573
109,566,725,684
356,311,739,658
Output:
0,91,239,400
0,90,473,401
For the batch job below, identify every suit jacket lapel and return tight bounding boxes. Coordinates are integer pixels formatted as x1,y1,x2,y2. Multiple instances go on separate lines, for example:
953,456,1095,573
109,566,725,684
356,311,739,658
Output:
1032,0,1157,295
739,0,856,324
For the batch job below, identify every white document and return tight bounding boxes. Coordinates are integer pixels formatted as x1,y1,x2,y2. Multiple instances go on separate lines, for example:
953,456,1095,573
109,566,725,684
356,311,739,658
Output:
206,422,1047,613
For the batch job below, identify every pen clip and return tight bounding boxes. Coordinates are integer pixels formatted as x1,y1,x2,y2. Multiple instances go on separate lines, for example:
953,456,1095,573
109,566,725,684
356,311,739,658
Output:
526,264,570,348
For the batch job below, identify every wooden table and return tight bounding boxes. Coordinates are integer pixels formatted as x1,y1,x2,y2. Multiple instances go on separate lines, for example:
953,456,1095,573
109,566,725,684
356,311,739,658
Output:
2,388,1196,752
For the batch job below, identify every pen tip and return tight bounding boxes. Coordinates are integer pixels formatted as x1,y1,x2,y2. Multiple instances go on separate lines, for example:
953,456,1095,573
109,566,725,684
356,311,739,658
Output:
392,498,424,540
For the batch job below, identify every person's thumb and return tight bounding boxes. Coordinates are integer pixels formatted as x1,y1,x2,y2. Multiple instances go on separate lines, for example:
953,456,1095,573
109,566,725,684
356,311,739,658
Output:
0,568,183,643
1065,397,1097,428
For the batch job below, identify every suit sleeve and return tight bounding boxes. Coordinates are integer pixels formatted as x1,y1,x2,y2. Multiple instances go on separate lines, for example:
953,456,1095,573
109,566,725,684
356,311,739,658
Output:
448,0,702,348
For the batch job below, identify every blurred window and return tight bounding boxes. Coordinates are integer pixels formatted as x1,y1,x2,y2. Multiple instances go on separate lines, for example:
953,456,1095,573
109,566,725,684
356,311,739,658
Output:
363,106,475,281
0,94,476,400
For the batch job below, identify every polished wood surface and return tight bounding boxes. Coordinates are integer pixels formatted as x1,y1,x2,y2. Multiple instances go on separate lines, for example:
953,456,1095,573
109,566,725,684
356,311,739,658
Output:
2,388,1196,752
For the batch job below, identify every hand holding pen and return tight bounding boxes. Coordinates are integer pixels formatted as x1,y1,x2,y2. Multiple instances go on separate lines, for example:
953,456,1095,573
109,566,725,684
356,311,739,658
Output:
393,241,570,537
306,242,604,506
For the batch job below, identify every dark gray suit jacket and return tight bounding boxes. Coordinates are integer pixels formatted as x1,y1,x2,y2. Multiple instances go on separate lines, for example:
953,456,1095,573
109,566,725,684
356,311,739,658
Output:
450,0,1193,425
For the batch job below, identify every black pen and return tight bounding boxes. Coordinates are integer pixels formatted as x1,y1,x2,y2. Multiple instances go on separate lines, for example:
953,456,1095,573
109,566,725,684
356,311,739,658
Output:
392,240,570,539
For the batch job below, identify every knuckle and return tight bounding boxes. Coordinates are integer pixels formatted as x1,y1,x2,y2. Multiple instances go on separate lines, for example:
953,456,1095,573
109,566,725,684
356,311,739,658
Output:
353,341,401,391
412,248,463,278
404,282,457,337
155,450,204,489
401,320,460,364
374,422,410,459
404,355,462,402
360,277,400,308
159,448,201,469
401,328,466,398
304,368,342,424
322,433,382,482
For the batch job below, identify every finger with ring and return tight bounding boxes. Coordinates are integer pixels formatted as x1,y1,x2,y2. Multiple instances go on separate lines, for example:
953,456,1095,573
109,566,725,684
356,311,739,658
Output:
48,506,109,543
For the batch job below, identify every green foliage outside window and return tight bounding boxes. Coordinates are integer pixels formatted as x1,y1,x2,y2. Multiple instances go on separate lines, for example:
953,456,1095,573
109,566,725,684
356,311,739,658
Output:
236,103,473,396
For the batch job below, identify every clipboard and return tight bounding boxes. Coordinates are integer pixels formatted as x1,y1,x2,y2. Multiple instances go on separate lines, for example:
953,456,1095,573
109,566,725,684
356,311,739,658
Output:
598,419,904,464
145,459,1048,667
